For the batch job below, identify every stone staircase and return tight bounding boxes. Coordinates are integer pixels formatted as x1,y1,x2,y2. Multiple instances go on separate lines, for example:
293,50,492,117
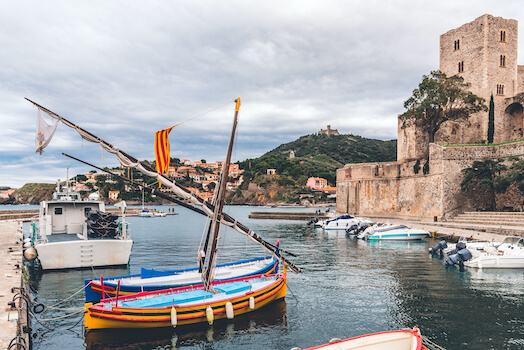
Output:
429,211,524,236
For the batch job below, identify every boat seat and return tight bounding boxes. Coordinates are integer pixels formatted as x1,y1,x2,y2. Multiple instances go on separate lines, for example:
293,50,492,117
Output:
214,281,251,294
121,290,213,308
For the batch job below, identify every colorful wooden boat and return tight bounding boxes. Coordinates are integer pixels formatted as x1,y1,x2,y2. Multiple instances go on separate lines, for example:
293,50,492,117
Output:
84,271,286,331
296,327,423,350
84,255,279,302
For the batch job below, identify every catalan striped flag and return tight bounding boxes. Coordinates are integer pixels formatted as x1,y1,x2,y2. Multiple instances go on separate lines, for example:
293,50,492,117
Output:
155,126,174,175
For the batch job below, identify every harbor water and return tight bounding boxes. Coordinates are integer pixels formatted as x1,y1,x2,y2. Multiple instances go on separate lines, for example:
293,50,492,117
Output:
21,205,524,349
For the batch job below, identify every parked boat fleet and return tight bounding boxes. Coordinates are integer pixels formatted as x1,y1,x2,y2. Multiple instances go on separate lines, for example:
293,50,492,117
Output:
308,214,431,241
430,235,524,269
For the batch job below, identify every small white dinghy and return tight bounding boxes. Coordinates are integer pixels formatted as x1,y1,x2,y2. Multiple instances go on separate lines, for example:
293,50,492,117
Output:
294,327,423,350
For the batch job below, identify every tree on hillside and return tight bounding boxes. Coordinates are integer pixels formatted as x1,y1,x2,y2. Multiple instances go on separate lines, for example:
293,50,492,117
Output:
399,70,487,143
487,93,495,144
461,159,507,211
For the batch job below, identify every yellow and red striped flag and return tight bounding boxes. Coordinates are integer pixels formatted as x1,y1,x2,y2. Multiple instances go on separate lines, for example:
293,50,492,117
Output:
155,126,175,175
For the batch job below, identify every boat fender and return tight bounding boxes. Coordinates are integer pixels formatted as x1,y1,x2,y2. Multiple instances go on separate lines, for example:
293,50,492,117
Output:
206,305,214,325
23,247,37,261
170,307,177,327
249,296,255,310
23,241,32,249
225,302,234,319
429,240,448,254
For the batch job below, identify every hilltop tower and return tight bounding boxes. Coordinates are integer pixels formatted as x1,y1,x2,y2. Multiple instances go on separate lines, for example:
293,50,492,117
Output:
398,14,524,161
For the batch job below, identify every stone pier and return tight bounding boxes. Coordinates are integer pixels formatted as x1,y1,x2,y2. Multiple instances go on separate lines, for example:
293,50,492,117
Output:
0,221,28,349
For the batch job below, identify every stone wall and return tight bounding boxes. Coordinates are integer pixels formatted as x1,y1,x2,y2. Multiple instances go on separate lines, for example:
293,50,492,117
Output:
337,141,524,220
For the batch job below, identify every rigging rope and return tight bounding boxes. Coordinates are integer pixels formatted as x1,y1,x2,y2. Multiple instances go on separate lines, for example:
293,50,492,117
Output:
110,100,235,147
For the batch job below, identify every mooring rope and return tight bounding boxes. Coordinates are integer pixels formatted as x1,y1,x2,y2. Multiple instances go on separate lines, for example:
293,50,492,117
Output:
421,335,447,350
45,282,90,309
31,309,85,322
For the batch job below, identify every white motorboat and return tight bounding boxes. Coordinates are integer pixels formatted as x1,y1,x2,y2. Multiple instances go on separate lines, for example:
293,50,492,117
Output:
441,236,502,255
357,224,430,241
153,211,166,217
26,183,133,270
137,209,155,217
464,236,524,269
323,215,367,230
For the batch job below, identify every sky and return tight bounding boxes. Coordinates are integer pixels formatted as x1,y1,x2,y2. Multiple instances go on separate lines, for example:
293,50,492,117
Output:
1,0,524,188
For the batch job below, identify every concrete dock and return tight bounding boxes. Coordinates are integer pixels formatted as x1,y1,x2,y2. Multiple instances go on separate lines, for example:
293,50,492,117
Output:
249,211,329,220
0,220,29,349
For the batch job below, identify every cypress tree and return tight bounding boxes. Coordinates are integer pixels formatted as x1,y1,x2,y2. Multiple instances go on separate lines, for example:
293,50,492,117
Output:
487,93,495,144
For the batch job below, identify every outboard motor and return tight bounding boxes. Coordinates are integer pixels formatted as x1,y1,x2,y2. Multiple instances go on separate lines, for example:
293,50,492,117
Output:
307,218,319,226
447,241,467,255
429,240,448,254
445,248,473,266
357,226,374,240
346,224,359,235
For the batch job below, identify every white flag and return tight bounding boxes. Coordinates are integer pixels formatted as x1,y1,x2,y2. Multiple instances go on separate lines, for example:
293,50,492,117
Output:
35,109,58,154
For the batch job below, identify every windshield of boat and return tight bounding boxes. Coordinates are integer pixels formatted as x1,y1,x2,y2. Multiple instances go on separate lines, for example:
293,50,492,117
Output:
501,236,521,245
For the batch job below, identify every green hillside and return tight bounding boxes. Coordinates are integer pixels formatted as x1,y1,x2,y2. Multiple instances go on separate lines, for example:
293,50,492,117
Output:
238,133,397,186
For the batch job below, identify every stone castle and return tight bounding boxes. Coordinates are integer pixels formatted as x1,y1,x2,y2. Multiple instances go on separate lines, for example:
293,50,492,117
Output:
319,125,340,136
337,14,524,220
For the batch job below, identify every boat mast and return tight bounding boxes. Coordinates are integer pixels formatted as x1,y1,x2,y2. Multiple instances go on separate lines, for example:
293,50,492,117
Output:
25,97,301,273
201,98,240,291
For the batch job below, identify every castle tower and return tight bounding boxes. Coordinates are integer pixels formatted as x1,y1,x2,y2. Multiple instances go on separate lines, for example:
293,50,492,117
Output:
440,14,521,144
398,14,524,162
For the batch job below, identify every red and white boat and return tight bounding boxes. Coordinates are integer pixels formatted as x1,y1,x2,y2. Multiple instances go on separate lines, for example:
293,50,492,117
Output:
296,327,425,350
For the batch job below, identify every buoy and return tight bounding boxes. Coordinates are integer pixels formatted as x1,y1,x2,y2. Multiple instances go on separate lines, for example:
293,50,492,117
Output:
225,302,234,319
170,307,177,327
249,296,255,310
23,247,37,261
206,305,214,325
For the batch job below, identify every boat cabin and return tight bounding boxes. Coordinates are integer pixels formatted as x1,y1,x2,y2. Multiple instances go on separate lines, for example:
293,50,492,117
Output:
39,190,105,240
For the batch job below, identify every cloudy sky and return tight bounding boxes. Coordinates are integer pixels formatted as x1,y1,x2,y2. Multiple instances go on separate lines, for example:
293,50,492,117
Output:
1,1,523,188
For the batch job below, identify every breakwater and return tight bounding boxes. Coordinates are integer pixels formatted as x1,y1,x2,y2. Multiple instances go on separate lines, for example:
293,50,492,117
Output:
248,211,329,220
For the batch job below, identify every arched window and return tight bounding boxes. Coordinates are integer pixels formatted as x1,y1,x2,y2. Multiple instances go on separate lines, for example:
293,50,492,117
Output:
458,61,464,73
497,84,505,95
454,39,460,50
500,30,507,42
500,55,506,67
